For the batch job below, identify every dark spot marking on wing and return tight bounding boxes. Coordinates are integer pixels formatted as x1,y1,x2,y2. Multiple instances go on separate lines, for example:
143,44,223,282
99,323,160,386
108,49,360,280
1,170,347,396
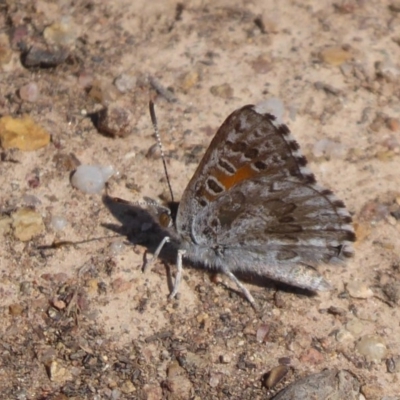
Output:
230,141,247,152
244,148,259,159
218,159,236,174
206,178,224,194
254,161,267,171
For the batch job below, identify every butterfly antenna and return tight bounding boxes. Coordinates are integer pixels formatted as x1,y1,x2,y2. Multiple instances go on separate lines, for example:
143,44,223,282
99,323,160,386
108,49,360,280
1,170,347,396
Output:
149,101,175,202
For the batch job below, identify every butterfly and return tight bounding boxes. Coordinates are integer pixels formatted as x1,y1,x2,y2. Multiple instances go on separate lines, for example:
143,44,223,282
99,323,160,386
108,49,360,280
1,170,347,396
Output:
146,101,355,307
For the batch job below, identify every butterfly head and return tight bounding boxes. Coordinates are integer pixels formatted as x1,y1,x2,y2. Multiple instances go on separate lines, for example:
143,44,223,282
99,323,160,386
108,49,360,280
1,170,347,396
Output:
144,197,179,230
157,201,179,229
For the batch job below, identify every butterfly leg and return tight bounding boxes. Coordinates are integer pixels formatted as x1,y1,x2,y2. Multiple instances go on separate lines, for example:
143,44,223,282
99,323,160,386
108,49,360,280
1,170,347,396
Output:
221,267,257,309
169,249,186,299
144,236,170,272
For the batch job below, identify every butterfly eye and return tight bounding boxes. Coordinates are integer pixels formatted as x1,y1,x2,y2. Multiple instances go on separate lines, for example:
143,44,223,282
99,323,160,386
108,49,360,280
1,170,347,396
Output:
159,211,172,228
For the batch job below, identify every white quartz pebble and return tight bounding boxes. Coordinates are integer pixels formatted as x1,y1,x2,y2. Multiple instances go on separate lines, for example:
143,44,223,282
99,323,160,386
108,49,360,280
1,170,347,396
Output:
50,215,68,231
71,164,115,194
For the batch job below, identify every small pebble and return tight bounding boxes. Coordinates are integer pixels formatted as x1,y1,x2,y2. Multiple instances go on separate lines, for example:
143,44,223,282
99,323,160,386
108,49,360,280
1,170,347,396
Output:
356,335,388,362
146,143,161,159
109,240,124,255
71,164,115,194
299,348,324,365
386,356,400,373
111,389,121,400
209,374,220,388
47,360,73,383
375,60,400,81
219,354,231,364
346,281,374,299
0,33,12,65
278,357,291,365
383,283,400,304
53,152,80,172
143,385,162,400
0,115,50,151
250,55,272,74
48,307,61,320
335,328,354,343
88,79,119,105
52,299,66,310
210,83,233,99
94,104,133,137
273,369,360,400
86,279,98,295
196,312,209,324
20,281,33,295
327,305,347,316
11,208,45,241
22,45,69,68
264,365,289,389
166,361,192,398
314,81,343,96
256,324,270,342
9,303,24,316
19,82,39,102
22,194,41,207
43,18,78,47
111,278,132,293
120,381,136,394
386,117,400,132
345,319,366,336
361,384,383,399
10,25,28,48
0,216,12,235
50,215,68,231
319,46,352,66
26,173,40,188
114,73,136,93
179,70,200,92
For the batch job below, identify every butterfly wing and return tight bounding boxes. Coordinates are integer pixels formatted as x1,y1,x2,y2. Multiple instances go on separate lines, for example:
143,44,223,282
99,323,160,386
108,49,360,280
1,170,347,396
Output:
175,105,355,289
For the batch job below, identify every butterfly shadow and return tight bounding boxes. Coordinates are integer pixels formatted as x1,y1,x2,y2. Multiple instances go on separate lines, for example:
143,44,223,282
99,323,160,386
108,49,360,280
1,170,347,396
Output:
102,195,319,304
229,271,319,300
101,195,179,289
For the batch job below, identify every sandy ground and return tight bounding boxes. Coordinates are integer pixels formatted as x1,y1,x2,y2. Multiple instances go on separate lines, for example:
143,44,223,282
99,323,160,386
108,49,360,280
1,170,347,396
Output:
1,0,400,399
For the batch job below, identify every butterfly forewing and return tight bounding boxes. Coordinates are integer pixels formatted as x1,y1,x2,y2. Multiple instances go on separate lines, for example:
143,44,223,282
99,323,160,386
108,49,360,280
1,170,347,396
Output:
178,105,315,214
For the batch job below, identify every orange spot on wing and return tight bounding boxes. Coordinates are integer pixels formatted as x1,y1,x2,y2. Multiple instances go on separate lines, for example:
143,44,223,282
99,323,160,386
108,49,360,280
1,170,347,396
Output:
216,164,256,189
199,164,258,202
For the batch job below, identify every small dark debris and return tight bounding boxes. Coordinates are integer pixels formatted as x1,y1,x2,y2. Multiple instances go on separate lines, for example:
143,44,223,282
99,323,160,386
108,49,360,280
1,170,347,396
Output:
272,369,360,400
148,76,177,103
254,16,266,34
91,106,132,138
386,356,400,373
145,330,173,343
175,3,184,21
237,353,256,371
314,81,343,96
21,45,69,68
263,365,289,389
326,306,347,316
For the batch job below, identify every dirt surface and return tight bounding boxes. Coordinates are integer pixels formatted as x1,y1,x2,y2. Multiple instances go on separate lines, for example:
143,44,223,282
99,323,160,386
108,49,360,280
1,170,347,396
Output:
1,0,400,399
